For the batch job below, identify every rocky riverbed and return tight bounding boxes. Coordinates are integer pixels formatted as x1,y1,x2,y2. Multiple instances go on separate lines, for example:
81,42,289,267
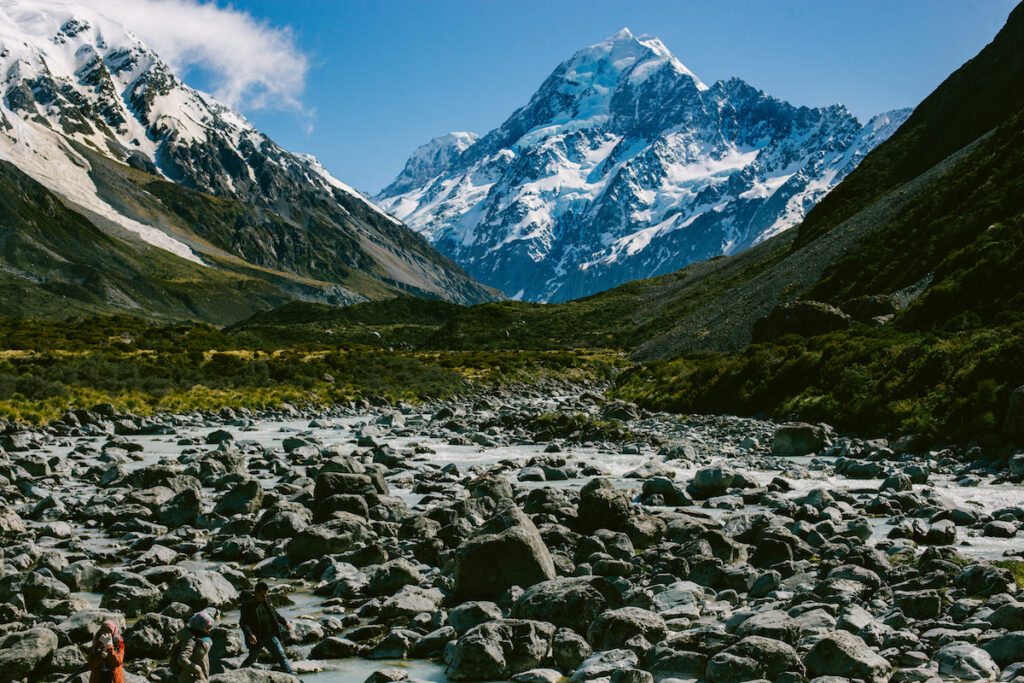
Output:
1,383,1023,683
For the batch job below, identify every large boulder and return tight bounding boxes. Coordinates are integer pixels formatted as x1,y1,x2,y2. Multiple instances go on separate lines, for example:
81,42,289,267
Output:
285,515,372,562
586,607,667,651
213,478,264,516
453,505,556,601
165,571,239,610
0,628,59,681
982,632,1024,668
568,650,638,683
314,471,387,502
771,423,827,456
446,620,555,681
935,642,999,681
101,580,162,617
210,670,299,682
705,636,803,683
157,488,203,526
379,585,444,622
989,603,1024,630
0,571,70,608
368,559,422,597
840,295,899,323
752,300,851,342
124,613,183,659
511,577,623,635
954,563,1018,597
0,509,26,535
804,631,891,683
576,479,663,546
689,466,750,498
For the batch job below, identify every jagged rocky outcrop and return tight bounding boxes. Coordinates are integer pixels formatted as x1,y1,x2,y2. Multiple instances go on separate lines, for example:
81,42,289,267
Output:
377,29,910,301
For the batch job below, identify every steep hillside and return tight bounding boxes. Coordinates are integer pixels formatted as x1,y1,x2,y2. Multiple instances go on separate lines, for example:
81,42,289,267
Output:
0,0,497,319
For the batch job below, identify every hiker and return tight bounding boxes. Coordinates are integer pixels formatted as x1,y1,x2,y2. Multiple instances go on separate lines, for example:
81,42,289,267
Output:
240,581,295,674
87,620,125,683
171,611,214,681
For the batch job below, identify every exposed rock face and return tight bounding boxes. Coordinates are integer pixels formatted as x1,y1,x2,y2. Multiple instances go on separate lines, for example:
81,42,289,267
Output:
752,301,852,342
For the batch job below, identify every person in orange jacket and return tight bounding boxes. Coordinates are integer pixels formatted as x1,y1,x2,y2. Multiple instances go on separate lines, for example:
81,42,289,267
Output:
88,620,125,683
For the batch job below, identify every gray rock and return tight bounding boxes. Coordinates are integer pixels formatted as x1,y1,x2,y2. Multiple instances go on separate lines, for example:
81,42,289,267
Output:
804,631,891,683
981,632,1024,667
157,488,202,526
379,585,444,621
753,301,851,344
989,603,1024,630
706,635,803,683
124,612,182,659
165,570,239,610
446,619,555,681
552,628,592,671
935,641,999,681
214,478,264,516
454,505,556,601
210,670,299,683
101,580,161,617
772,423,827,456
449,602,503,635
0,628,59,681
512,577,623,634
587,607,667,651
568,650,639,683
513,669,565,683
310,637,360,659
368,559,422,596
954,564,1018,597
365,668,409,683
983,521,1017,538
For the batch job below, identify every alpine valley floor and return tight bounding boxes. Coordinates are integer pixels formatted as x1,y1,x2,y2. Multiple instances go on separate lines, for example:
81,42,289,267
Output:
2,389,1023,682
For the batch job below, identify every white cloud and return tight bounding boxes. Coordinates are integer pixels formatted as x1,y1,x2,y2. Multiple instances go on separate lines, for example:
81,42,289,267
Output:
80,0,309,114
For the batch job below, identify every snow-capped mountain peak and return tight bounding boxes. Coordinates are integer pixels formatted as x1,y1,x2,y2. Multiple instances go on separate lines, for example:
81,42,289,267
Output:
0,0,400,243
0,0,495,307
376,30,912,303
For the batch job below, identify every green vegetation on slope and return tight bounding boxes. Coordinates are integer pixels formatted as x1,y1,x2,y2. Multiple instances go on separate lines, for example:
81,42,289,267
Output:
0,316,625,424
612,323,1024,442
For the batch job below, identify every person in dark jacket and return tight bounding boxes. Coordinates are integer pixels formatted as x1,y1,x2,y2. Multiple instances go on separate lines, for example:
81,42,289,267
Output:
239,582,294,674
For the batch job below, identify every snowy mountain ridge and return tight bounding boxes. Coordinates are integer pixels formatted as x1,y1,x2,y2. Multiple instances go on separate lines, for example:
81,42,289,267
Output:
376,28,912,302
0,0,495,306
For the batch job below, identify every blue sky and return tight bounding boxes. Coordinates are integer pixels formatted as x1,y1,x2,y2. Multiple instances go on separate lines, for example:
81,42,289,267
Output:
151,0,1017,194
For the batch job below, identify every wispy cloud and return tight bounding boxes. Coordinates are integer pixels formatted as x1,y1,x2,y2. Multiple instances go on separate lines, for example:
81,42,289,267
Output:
80,0,310,116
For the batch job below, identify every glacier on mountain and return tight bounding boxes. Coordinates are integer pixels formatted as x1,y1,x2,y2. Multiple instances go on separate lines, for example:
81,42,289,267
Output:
376,28,912,302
